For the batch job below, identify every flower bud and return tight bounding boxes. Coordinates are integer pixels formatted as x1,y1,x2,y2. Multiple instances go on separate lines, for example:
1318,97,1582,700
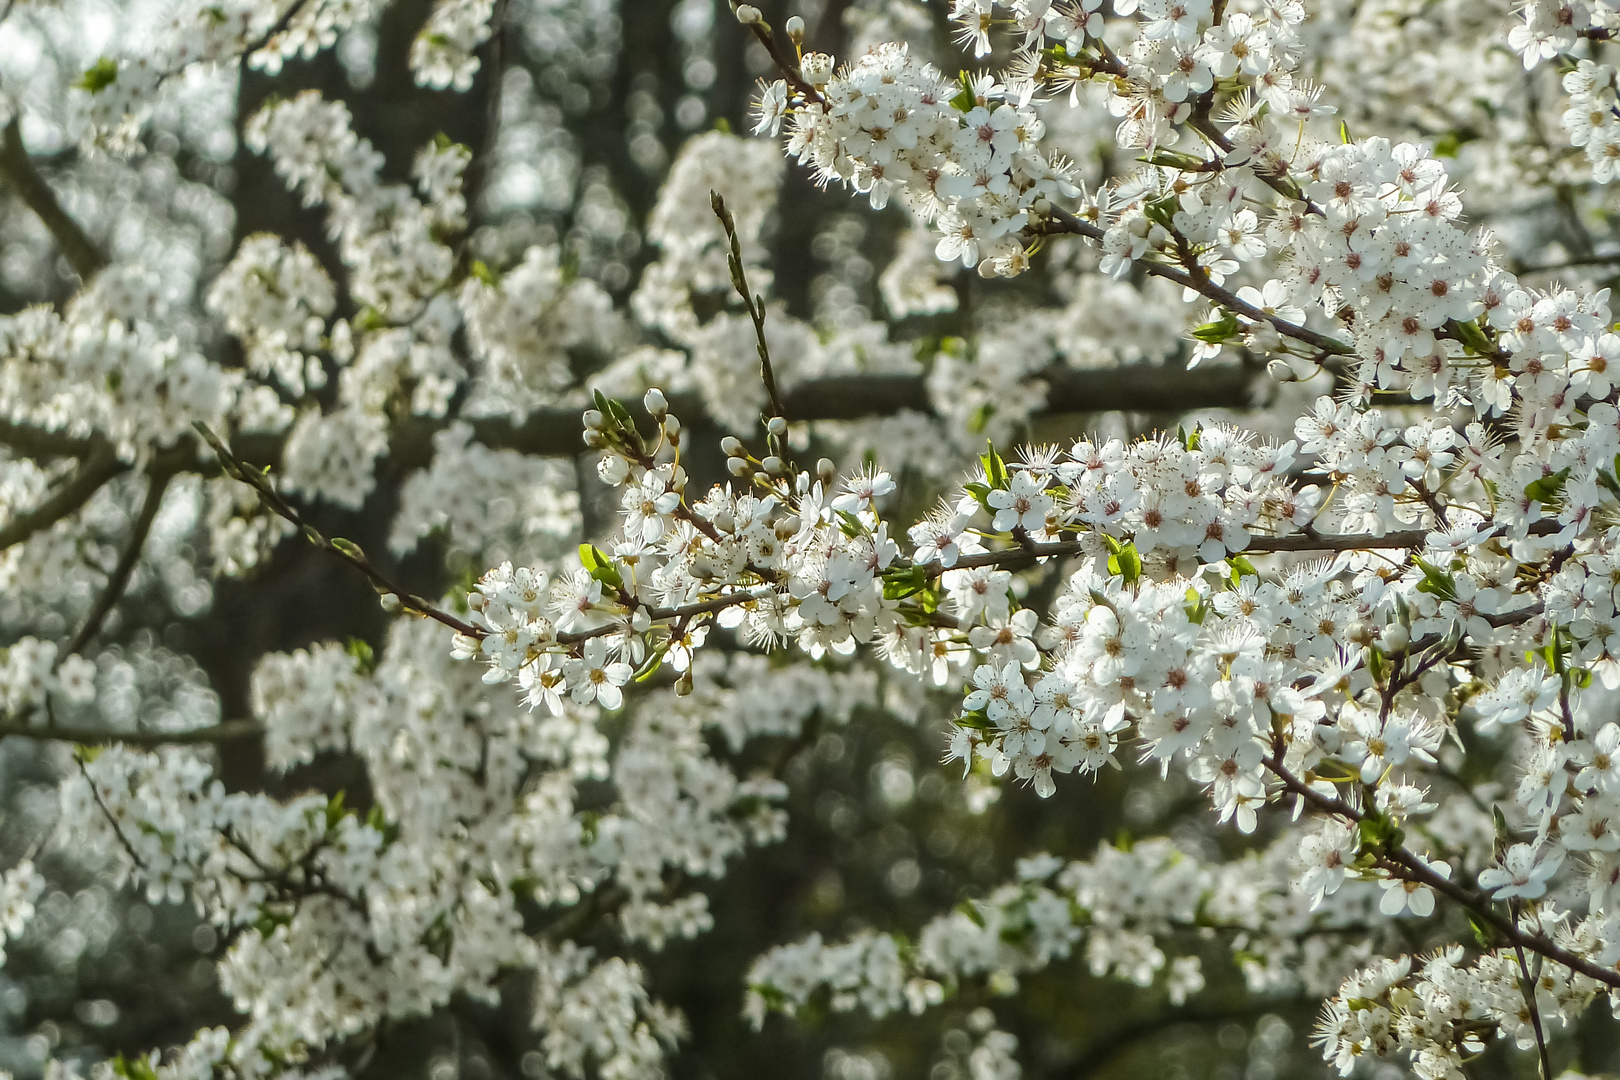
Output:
785,15,804,41
584,429,606,448
670,465,687,492
644,388,668,416
663,414,681,436
767,415,788,436
713,509,736,533
467,592,486,611
735,4,762,24
801,52,834,85
379,592,403,614
675,671,694,696
721,436,744,456
582,409,605,430
728,456,752,476
774,515,800,539
632,608,652,632
598,454,630,485
1379,623,1410,653
817,457,836,485
762,455,784,474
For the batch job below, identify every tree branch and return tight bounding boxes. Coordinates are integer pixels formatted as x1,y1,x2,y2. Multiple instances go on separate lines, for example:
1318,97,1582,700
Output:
64,462,178,656
0,419,99,459
1041,208,1355,358
713,190,786,422
0,118,106,281
197,423,485,639
408,364,1262,466
0,441,127,551
0,719,264,745
1265,755,1620,991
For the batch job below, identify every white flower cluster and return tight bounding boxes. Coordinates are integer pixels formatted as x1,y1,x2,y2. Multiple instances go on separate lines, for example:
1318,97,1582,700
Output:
0,860,42,966
205,235,337,398
776,41,1079,277
1316,946,1600,1078
410,0,497,92
434,1,1620,1070
744,833,1389,1028
56,624,874,1077
70,0,388,151
389,421,582,565
0,637,98,719
38,0,1620,1075
459,244,623,420
0,266,289,459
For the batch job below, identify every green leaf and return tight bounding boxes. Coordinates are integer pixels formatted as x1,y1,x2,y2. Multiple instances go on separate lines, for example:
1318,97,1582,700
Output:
949,70,977,113
964,481,994,512
1523,466,1572,507
1412,556,1458,602
331,537,365,561
1184,587,1207,625
836,510,866,538
1228,555,1257,587
1450,317,1496,356
1143,194,1180,232
77,57,119,94
1338,118,1353,144
604,396,635,433
1433,131,1469,158
353,307,389,332
634,644,668,683
1189,309,1240,344
1146,149,1208,171
1105,536,1141,584
980,441,1008,489
578,544,623,589
968,403,994,434
344,637,376,674
956,709,994,731
1356,813,1401,854
883,565,931,601
325,790,348,832
1365,645,1387,685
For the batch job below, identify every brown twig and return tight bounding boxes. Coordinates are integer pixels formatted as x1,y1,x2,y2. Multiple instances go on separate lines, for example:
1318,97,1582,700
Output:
1041,207,1355,358
196,423,485,639
0,441,127,551
740,16,826,107
1266,755,1620,991
712,190,787,421
63,462,178,656
0,118,106,280
1,719,264,745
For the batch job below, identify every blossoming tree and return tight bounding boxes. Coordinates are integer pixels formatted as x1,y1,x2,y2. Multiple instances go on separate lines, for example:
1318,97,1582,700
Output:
7,0,1620,1077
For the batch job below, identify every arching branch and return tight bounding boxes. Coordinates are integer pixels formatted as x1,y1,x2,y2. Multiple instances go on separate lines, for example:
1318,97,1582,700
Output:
0,118,107,281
